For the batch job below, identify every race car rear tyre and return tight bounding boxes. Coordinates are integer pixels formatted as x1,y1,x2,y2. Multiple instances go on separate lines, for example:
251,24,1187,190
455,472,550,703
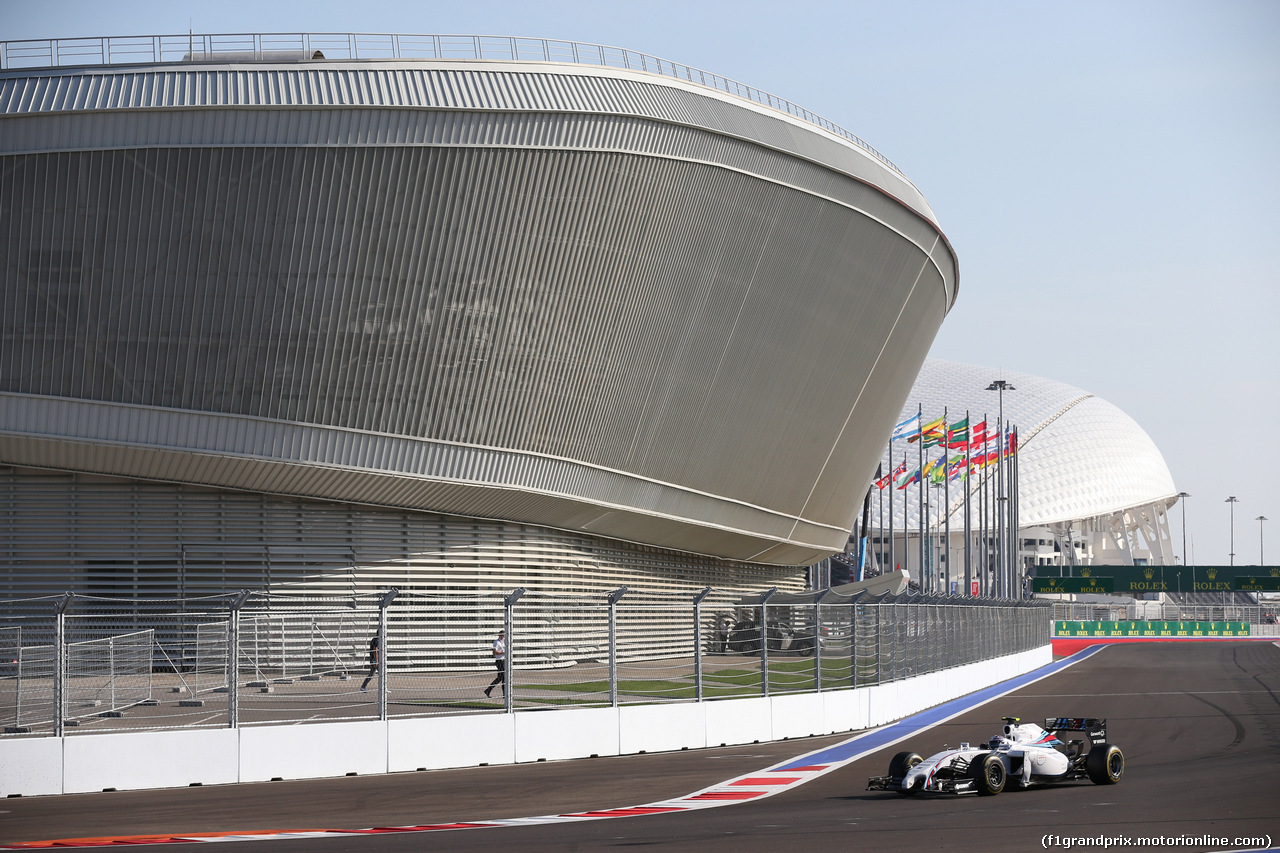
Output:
1086,743,1124,784
888,751,922,795
969,752,1006,795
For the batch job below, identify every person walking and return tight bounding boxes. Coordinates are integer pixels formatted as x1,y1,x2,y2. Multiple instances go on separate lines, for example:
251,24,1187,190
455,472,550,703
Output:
484,629,506,699
359,635,379,693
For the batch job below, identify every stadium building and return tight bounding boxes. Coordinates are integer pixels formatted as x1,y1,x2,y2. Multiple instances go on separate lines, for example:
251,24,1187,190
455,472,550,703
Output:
856,359,1179,592
0,34,958,602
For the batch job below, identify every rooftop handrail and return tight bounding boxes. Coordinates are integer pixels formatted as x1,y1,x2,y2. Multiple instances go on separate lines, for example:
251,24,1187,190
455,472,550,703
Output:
0,31,901,175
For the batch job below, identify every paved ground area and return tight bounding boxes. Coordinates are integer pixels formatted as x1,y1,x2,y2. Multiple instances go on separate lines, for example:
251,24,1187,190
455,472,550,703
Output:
2,641,1277,851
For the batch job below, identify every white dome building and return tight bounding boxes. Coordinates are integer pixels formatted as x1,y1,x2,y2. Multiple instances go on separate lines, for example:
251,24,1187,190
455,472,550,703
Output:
859,359,1179,593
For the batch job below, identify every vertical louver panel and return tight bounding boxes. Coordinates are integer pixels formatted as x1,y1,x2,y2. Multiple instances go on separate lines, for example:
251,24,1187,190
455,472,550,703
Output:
0,145,925,516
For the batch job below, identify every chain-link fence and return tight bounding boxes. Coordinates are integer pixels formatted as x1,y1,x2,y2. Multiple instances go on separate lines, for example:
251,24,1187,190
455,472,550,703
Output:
0,589,1052,737
64,628,154,725
0,625,55,734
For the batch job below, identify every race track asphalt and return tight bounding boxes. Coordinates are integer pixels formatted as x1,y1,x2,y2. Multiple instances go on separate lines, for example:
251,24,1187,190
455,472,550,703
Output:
2,641,1277,852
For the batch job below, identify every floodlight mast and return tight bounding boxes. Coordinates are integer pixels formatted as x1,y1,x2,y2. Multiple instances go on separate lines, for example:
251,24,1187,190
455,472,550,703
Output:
985,380,1014,597
1226,496,1239,566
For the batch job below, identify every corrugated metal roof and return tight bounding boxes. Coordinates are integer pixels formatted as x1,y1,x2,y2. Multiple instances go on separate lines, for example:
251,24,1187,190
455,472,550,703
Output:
0,62,941,236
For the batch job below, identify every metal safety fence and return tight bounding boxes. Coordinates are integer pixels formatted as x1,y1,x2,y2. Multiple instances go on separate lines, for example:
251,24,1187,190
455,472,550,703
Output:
1,589,1051,737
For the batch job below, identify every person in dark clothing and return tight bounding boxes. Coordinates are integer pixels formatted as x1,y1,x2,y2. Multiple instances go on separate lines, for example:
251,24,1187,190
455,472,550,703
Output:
360,635,379,692
484,630,506,699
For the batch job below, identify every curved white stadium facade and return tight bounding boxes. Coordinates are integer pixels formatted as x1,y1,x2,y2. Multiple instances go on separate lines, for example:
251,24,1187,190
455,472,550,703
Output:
0,35,957,600
868,359,1179,579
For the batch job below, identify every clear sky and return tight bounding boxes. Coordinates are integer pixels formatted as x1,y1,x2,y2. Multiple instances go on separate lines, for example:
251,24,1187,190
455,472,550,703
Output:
3,0,1277,568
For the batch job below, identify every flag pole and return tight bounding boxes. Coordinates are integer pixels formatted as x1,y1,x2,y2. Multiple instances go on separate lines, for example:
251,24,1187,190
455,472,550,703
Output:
942,407,950,595
998,415,1007,598
876,459,884,574
923,462,931,593
963,409,971,597
981,412,989,597
917,405,924,590
995,418,1003,598
1012,426,1020,597
870,458,880,571
977,417,984,597
888,442,895,577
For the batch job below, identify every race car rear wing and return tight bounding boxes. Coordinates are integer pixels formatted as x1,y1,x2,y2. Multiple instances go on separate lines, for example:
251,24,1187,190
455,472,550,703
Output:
1045,717,1106,740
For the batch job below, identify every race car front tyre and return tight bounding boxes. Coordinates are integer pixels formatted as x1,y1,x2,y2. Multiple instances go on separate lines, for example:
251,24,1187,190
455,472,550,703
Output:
1086,743,1124,784
888,752,922,795
969,753,1006,795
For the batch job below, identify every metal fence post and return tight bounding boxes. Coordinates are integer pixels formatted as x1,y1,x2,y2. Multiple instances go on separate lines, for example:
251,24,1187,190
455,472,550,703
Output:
53,592,73,737
503,588,526,714
874,603,881,685
693,588,711,702
813,591,830,692
607,587,627,707
759,588,777,697
850,601,859,689
227,589,249,729
377,588,399,721
14,635,22,730
108,637,116,711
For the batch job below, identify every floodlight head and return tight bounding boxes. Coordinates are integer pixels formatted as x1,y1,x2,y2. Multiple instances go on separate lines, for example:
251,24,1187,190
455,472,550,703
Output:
1177,491,1191,499
985,380,1015,392
1226,496,1239,503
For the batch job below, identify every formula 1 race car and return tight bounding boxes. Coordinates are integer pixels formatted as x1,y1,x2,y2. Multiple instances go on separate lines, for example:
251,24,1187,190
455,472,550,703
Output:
867,716,1124,796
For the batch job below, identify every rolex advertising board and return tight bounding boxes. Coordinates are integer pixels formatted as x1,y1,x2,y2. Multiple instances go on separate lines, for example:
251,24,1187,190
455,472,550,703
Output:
1031,576,1114,594
1032,566,1280,594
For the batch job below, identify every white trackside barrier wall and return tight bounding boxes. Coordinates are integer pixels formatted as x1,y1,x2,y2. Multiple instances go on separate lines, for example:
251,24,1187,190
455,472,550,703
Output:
0,646,1050,796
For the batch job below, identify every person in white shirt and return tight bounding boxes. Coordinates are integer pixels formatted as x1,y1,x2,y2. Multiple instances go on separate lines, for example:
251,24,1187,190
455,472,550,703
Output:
484,630,506,699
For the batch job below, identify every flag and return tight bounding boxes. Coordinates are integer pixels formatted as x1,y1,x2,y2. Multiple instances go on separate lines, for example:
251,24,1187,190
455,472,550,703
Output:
972,420,990,445
895,467,920,489
891,413,920,442
970,451,995,469
911,415,946,446
877,457,908,489
946,417,970,450
930,452,963,484
1006,430,1018,455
